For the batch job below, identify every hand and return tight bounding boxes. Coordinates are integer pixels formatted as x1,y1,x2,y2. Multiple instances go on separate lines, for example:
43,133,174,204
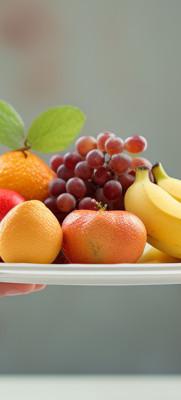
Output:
0,283,46,297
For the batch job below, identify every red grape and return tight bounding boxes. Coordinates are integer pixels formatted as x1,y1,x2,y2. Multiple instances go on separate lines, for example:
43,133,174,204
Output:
66,177,87,199
129,170,136,177
64,152,82,170
131,157,152,169
85,180,97,196
57,165,74,181
49,178,66,196
74,161,93,180
105,137,124,155
56,193,76,212
86,149,104,168
44,197,59,213
109,153,131,174
50,154,64,172
124,135,147,154
53,251,70,264
78,197,99,210
76,136,97,156
55,212,68,224
108,196,124,210
95,187,108,205
97,131,115,151
103,180,122,200
93,166,112,185
118,173,135,191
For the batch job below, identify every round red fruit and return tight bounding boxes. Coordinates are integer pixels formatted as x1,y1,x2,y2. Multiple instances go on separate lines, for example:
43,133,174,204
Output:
64,152,82,170
66,177,87,199
109,153,132,174
124,135,147,154
105,137,124,155
44,197,59,214
86,149,104,168
93,166,112,185
95,187,108,205
50,154,64,172
97,131,115,152
78,197,99,210
49,178,66,196
103,180,122,200
131,157,152,169
0,189,24,221
76,136,97,156
74,161,92,180
56,193,76,213
118,173,135,191
57,165,74,181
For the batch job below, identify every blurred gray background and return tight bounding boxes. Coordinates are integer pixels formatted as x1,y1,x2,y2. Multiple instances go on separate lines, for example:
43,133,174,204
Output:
0,0,181,374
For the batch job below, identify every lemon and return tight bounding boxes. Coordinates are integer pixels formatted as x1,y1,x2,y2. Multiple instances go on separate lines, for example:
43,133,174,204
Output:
0,200,62,263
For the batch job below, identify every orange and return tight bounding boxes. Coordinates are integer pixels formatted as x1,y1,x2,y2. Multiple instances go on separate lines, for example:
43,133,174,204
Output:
62,210,147,264
0,200,62,263
0,150,55,200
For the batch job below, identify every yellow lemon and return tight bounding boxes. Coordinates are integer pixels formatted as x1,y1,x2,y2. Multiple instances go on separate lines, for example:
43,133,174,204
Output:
0,200,62,263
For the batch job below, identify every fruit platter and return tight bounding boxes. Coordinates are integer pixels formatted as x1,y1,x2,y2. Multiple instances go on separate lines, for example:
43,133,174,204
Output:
0,100,181,286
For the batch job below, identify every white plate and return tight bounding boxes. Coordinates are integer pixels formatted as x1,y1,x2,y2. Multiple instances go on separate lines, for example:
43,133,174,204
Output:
0,263,181,286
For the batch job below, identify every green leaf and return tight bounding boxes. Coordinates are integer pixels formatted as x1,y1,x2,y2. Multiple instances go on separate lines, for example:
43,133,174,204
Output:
0,100,25,149
26,106,86,153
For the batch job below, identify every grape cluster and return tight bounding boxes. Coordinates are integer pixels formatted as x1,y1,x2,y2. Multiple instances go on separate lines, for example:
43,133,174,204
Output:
44,132,151,222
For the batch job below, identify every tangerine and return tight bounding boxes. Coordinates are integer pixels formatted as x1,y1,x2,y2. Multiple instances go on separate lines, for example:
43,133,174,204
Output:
62,210,147,264
0,150,55,200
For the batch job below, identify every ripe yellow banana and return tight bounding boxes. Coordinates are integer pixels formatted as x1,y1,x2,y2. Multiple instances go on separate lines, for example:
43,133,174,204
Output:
152,162,181,202
138,245,180,264
124,167,181,258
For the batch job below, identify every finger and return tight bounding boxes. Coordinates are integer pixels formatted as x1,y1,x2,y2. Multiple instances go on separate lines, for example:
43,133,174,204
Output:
0,283,36,297
33,284,46,292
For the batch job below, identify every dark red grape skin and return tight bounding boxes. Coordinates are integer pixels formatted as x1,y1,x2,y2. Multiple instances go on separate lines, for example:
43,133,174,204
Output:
76,136,97,156
57,165,74,181
92,166,112,186
86,149,104,168
95,187,108,205
56,193,76,212
49,178,66,196
118,173,135,192
53,251,70,264
78,197,99,210
66,177,87,199
85,180,97,196
64,152,82,170
105,137,124,155
50,154,64,172
44,197,59,214
131,157,152,170
74,161,93,180
103,180,122,200
108,196,124,210
109,153,132,174
97,132,115,152
124,135,147,154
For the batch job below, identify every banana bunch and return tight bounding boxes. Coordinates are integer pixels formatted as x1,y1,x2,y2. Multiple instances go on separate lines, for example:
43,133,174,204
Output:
138,245,179,264
125,164,181,258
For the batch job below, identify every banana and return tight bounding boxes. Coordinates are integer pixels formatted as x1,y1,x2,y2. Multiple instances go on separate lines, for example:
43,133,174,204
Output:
152,162,181,202
124,167,181,258
138,244,180,264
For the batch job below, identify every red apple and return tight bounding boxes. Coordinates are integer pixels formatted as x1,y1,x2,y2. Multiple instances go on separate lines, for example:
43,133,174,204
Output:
0,189,25,221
